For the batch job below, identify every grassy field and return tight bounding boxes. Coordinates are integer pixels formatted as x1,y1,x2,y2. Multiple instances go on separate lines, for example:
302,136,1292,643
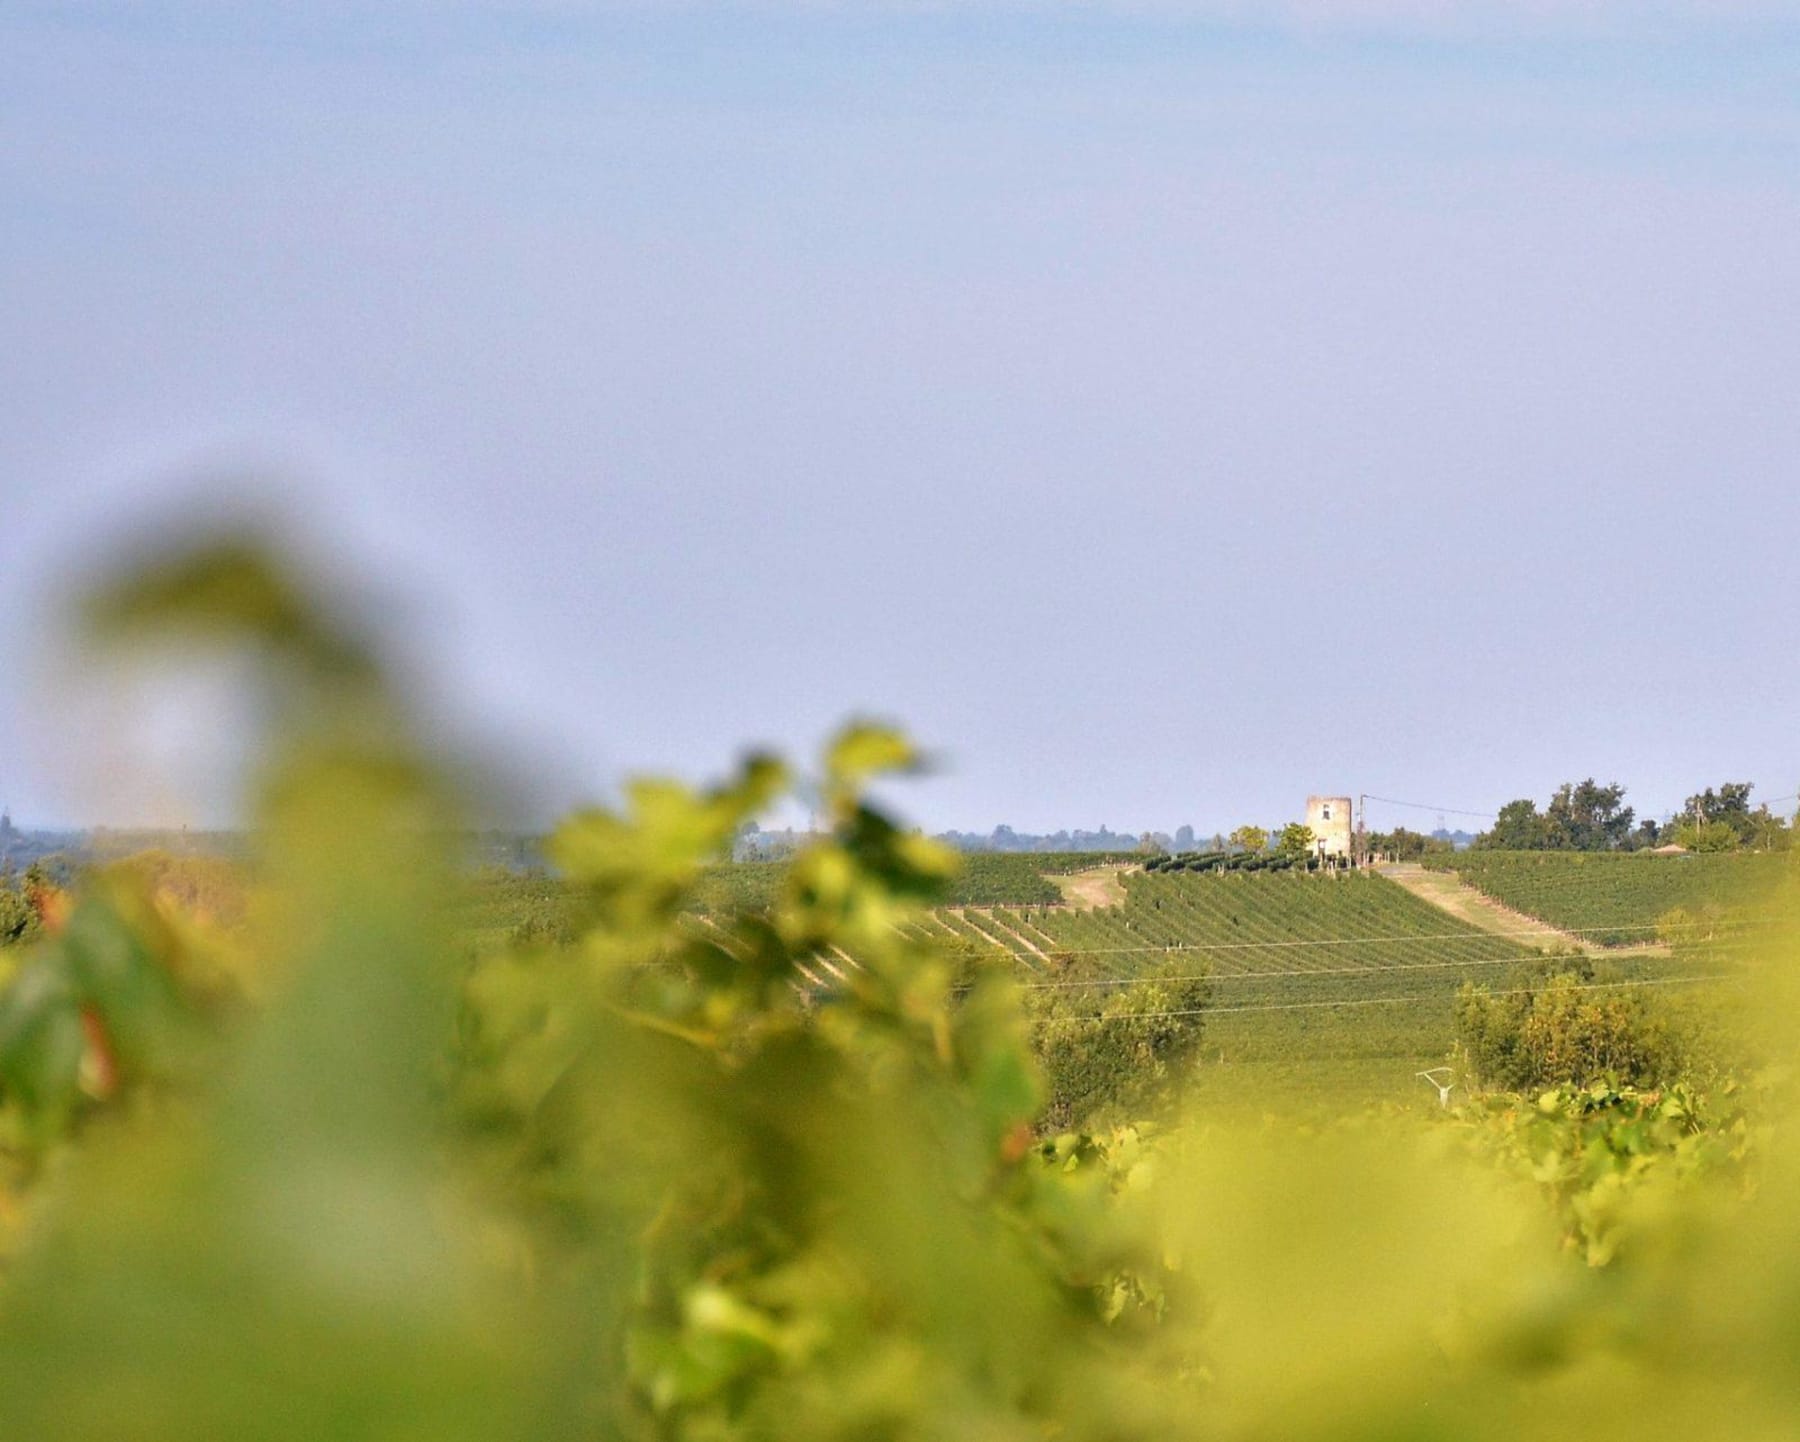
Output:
1422,850,1789,946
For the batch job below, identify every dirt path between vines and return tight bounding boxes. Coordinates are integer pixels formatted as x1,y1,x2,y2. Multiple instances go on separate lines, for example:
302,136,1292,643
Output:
1375,862,1666,957
1049,866,1134,911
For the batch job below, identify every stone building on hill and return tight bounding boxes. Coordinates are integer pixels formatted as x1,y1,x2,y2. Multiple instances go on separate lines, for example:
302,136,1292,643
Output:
1305,795,1354,859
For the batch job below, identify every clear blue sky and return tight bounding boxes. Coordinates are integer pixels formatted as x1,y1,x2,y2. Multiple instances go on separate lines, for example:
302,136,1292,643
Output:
4,3,1799,835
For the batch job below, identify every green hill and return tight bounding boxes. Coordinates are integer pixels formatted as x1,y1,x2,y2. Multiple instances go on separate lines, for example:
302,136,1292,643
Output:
466,857,1739,1103
913,868,1720,1100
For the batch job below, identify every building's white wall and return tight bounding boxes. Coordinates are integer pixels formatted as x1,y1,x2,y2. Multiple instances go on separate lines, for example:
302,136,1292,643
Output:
1305,795,1354,857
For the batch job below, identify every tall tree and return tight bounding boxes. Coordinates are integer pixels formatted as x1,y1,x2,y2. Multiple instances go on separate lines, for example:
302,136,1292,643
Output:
1275,823,1317,862
1228,825,1268,855
1367,826,1442,861
1683,783,1756,844
1546,779,1634,851
1479,799,1554,850
1479,782,1634,851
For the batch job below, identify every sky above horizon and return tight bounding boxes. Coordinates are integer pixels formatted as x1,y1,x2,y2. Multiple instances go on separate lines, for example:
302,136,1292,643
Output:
4,3,1799,837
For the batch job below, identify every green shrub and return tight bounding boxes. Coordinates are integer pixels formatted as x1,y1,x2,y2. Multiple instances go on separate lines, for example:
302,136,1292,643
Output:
0,881,36,948
1454,959,1687,1091
1027,957,1210,1130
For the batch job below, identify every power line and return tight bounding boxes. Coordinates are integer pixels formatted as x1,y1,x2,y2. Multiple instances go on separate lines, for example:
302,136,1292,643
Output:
1360,793,1497,821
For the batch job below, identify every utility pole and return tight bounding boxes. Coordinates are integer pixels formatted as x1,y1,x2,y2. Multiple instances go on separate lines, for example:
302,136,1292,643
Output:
1355,793,1367,868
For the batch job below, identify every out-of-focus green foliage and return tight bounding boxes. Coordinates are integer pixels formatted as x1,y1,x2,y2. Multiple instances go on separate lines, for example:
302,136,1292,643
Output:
4,534,1800,1442
455,717,1197,1438
1455,1080,1757,1267
0,874,234,1155
0,540,563,1440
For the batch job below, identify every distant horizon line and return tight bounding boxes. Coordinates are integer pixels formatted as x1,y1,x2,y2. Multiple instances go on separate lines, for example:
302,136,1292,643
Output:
0,816,1598,841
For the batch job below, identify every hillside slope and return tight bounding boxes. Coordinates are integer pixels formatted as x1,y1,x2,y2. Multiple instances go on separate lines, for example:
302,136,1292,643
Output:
907,869,1706,1095
1375,862,1635,956
1424,851,1786,947
468,858,1734,1103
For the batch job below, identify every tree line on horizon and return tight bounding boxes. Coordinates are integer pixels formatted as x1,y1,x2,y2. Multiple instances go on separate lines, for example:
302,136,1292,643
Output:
1475,779,1793,853
936,776,1800,866
13,780,1788,873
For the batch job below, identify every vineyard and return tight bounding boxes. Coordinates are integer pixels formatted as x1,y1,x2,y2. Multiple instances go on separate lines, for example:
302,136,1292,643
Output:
1424,850,1788,947
928,850,1120,905
917,867,1730,1097
458,854,1752,1100
454,857,1744,1103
